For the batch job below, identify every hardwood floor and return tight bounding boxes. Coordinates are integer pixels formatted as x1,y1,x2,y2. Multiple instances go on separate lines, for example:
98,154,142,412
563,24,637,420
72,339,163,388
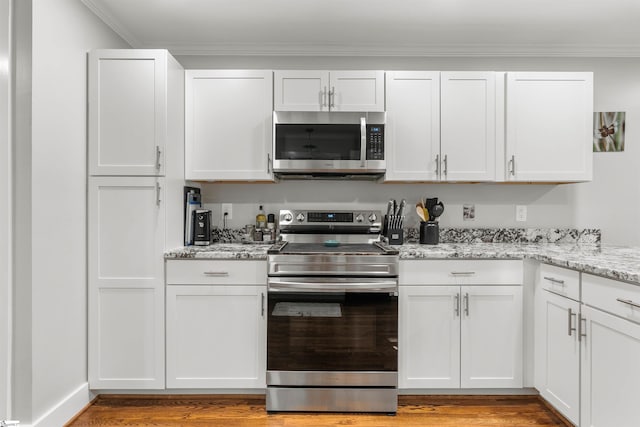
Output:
66,395,571,427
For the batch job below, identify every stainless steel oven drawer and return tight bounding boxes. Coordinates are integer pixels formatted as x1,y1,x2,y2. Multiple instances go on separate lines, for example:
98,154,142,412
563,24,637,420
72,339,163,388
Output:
267,370,397,387
266,387,397,413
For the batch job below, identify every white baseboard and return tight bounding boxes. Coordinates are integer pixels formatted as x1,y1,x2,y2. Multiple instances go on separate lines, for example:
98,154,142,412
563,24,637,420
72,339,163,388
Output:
27,383,94,427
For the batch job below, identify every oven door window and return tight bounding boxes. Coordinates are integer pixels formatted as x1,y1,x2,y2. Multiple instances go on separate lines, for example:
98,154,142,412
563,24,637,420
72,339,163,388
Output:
275,124,361,161
267,291,398,372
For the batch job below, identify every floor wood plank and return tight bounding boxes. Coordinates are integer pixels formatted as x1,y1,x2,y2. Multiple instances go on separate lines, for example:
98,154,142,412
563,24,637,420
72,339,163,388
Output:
66,395,571,427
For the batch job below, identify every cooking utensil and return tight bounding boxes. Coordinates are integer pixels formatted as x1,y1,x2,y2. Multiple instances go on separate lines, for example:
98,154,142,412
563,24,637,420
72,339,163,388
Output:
416,204,426,222
431,202,445,221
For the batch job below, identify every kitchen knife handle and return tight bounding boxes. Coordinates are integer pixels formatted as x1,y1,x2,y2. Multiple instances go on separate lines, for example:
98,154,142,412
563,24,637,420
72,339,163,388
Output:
568,308,577,336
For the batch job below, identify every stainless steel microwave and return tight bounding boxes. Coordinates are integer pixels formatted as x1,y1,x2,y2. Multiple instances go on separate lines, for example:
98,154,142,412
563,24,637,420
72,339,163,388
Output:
272,113,385,178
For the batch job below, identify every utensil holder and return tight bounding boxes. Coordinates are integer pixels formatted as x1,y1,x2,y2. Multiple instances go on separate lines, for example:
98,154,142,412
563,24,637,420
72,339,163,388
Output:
420,221,439,245
383,215,404,245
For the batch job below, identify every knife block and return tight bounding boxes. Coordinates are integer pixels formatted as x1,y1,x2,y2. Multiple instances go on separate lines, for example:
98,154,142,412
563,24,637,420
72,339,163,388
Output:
383,215,404,245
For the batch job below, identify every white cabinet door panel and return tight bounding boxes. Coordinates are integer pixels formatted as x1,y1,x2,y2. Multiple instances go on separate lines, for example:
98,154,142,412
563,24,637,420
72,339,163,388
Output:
441,72,496,182
274,70,329,111
330,71,385,112
185,70,273,181
166,285,266,388
460,286,523,388
89,287,164,389
399,286,460,388
506,72,593,182
385,71,440,181
89,50,166,176
534,289,580,424
89,177,164,288
581,305,640,427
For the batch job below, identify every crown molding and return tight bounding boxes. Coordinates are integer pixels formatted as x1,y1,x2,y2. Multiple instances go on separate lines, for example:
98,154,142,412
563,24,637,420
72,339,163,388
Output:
153,42,640,58
81,0,141,48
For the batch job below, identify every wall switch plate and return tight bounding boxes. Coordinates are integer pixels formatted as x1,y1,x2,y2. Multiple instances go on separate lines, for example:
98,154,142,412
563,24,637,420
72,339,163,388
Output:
221,203,232,220
516,205,527,222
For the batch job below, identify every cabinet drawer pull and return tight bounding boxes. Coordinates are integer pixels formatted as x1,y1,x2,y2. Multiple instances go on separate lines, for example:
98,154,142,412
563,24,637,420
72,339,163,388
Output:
435,154,440,177
509,154,516,176
330,86,335,107
322,86,327,107
616,298,640,309
454,293,460,317
543,276,565,285
568,308,577,336
451,271,476,276
155,182,161,206
203,271,230,277
261,292,265,317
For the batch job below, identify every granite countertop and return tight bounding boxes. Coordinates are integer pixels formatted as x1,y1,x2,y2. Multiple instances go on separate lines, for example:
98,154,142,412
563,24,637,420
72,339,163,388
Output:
165,242,640,284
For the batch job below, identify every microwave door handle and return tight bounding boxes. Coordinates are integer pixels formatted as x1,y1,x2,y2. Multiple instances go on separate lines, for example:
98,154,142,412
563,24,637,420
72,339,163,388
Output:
360,116,367,168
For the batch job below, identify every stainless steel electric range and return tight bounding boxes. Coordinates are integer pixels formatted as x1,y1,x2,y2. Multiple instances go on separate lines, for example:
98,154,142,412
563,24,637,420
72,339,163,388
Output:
266,209,399,413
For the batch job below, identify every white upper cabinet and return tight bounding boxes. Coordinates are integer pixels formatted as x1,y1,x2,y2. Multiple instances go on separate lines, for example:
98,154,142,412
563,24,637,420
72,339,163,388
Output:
505,72,593,182
274,70,384,112
185,70,273,181
440,72,496,182
89,49,171,176
385,71,498,182
384,71,440,181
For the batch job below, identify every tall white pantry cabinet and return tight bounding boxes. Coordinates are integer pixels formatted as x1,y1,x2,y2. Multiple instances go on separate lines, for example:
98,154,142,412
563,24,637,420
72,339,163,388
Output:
88,49,184,389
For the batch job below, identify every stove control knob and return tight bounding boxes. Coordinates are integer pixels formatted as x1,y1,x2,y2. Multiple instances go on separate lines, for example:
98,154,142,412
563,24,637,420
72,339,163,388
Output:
368,213,378,223
296,213,305,222
355,214,364,223
283,213,293,222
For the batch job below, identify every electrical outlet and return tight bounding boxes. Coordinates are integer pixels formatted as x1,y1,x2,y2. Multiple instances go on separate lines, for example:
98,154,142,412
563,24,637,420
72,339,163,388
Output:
221,203,232,220
516,205,527,222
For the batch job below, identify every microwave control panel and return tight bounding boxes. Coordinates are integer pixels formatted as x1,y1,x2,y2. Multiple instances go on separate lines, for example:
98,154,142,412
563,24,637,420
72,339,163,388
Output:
366,125,385,160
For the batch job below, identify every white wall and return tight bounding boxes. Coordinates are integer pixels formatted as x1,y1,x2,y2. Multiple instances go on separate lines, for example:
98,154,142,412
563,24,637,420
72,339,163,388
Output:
180,55,640,246
0,0,11,420
11,0,129,424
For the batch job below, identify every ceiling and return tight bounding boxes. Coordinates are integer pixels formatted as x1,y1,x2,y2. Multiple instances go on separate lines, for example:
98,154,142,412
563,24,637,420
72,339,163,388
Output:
81,0,640,57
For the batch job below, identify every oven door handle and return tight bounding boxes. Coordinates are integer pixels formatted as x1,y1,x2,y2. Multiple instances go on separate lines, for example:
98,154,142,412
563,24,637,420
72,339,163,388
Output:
268,279,398,293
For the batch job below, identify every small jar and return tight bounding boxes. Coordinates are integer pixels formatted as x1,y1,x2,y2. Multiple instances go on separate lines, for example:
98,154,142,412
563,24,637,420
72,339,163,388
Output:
262,231,271,242
253,229,263,241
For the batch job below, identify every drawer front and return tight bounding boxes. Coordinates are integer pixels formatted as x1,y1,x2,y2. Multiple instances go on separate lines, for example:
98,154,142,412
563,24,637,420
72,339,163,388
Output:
166,260,267,285
582,273,640,324
539,263,580,301
400,260,523,285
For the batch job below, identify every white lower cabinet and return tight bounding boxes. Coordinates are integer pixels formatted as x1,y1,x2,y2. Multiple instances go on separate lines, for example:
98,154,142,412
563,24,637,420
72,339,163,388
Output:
580,305,640,427
534,288,580,424
579,274,640,427
166,260,267,389
399,260,523,389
